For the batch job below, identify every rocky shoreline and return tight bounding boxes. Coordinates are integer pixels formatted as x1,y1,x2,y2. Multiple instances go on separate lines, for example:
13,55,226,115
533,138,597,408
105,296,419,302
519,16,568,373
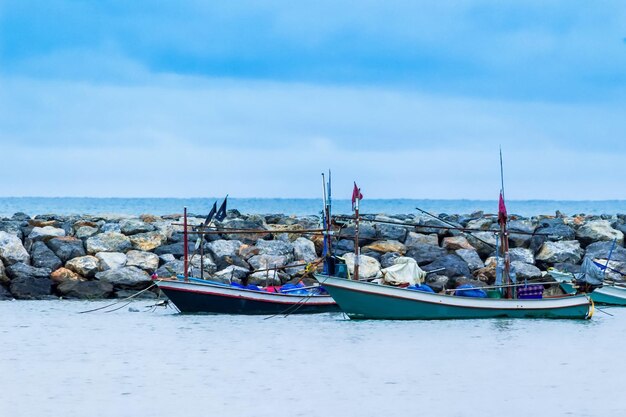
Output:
1,209,625,301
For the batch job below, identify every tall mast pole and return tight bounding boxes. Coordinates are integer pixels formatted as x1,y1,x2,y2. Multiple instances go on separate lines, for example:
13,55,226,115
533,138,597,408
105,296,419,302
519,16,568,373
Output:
354,194,360,281
498,149,511,298
183,206,189,282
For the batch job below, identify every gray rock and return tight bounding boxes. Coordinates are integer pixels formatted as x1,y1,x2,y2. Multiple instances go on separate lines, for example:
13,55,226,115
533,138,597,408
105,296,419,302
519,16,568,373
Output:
189,254,217,276
0,285,13,300
27,226,66,245
6,262,51,281
256,239,294,259
466,232,498,258
508,220,536,248
153,241,195,257
0,221,24,240
509,248,535,265
219,219,270,243
340,224,376,242
293,237,317,262
553,263,581,274
156,260,185,278
158,254,176,264
30,241,63,271
360,249,382,262
96,266,151,287
126,250,160,273
425,275,449,292
584,241,626,262
466,218,494,230
10,275,53,299
576,220,624,247
380,252,401,269
405,244,446,266
422,254,471,278
374,223,408,242
57,280,114,299
334,239,355,256
248,254,290,270
530,220,576,252
0,260,7,285
213,265,250,282
0,231,30,265
100,223,122,233
455,249,485,271
247,270,282,286
96,252,127,271
75,226,99,239
341,253,381,279
86,232,132,254
120,219,156,235
46,237,86,263
129,231,167,251
536,240,584,265
404,232,438,248
511,261,542,281
66,255,101,278
207,240,243,258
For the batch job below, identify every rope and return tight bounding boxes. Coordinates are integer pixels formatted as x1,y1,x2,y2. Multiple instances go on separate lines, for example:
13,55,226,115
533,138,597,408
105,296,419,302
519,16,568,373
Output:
77,283,157,314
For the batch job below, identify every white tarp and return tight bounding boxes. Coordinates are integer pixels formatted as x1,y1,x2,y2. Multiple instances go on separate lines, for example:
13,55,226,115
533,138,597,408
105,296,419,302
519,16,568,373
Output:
381,257,426,286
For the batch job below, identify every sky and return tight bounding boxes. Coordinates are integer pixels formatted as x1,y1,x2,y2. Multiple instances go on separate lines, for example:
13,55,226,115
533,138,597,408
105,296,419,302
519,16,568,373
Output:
1,1,626,199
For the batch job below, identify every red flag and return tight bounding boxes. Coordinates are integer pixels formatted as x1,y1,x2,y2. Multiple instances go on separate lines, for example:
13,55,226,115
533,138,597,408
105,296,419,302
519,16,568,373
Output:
352,182,363,211
498,191,507,225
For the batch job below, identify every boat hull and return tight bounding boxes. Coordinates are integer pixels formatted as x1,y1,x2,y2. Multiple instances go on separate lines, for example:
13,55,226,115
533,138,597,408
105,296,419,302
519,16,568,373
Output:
556,277,626,306
156,280,340,314
315,274,592,320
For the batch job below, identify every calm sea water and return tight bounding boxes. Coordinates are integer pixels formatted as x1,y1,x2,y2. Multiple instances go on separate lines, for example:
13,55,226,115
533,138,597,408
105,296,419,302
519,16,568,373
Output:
2,197,626,217
0,300,623,417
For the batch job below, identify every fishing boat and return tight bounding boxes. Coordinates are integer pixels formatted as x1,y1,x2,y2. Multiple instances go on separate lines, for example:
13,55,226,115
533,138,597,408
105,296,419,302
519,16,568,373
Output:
156,179,340,315
156,276,339,315
549,264,626,306
315,160,593,320
314,274,592,320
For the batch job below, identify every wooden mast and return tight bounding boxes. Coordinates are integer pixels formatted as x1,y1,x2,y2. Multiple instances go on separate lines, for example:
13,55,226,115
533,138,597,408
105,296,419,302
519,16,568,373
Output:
354,189,360,281
183,206,189,282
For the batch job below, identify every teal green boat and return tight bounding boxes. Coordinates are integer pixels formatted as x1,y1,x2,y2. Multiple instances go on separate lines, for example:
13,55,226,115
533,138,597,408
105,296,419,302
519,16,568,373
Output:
315,274,593,320
549,269,626,306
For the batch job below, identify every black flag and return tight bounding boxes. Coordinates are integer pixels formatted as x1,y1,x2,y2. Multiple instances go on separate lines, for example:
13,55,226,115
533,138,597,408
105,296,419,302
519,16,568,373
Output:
215,196,228,221
203,202,217,227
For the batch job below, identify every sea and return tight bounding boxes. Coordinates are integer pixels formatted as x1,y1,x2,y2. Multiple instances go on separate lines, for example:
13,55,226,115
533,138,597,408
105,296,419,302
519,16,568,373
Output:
2,197,626,218
1,300,623,417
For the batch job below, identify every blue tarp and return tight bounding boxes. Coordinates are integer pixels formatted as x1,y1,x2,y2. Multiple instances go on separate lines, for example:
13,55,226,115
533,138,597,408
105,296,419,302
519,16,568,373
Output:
454,284,488,298
407,284,435,293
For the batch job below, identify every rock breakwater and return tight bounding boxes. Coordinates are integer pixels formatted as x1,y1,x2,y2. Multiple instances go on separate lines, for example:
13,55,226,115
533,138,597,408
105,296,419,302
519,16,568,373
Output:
1,210,625,300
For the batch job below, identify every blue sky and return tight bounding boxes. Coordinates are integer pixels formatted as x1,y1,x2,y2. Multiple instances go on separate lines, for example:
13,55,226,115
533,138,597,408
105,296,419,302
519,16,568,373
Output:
1,1,625,199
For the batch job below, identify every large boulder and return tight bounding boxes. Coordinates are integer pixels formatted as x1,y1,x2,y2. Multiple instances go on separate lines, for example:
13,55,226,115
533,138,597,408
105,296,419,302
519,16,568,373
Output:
373,222,408,242
96,266,151,287
530,219,576,252
27,226,66,244
247,270,282,286
0,285,13,300
425,275,449,292
0,260,7,285
0,221,24,240
466,232,498,258
341,253,381,279
255,239,294,259
57,280,114,299
455,249,484,271
511,261,542,281
207,239,242,258
50,267,82,284
509,248,535,265
153,241,195,257
46,237,86,262
364,240,407,254
576,220,624,247
334,239,355,256
0,231,30,265
86,232,132,254
96,252,127,271
120,219,156,235
155,260,185,278
293,237,317,262
508,220,536,248
405,244,446,266
126,250,160,273
9,275,53,299
340,224,376,242
442,236,474,251
536,240,584,265
30,241,63,271
248,254,290,271
584,241,626,262
75,226,99,239
380,252,401,269
66,255,100,278
189,254,217,276
6,262,51,281
213,265,250,283
423,254,471,278
404,232,438,248
129,231,167,251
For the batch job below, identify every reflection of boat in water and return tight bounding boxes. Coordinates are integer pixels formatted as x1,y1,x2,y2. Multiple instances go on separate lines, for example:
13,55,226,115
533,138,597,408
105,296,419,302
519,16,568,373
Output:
156,277,339,315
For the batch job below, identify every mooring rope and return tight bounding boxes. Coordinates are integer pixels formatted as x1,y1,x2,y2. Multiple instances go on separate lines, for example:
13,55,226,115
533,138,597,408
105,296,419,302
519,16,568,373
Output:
77,282,157,314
